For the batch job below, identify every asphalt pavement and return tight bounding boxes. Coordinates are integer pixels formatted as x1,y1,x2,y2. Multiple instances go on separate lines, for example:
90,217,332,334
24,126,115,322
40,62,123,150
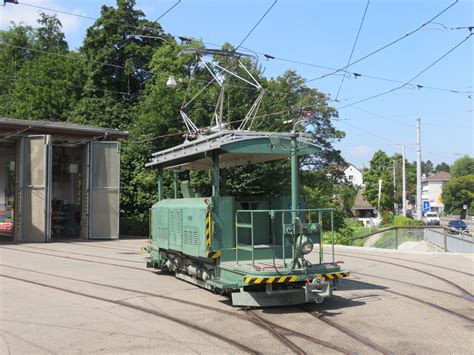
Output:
0,239,473,354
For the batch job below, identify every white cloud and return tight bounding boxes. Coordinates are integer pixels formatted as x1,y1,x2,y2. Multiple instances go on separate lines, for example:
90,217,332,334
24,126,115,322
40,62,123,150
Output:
350,145,371,157
0,0,86,34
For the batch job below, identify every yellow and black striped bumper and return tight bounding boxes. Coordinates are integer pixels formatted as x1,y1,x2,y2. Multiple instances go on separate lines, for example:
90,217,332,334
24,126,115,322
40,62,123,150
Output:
243,272,350,285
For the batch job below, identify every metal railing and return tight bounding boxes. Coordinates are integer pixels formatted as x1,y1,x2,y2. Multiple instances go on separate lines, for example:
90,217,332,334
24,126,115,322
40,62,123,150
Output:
234,208,335,268
349,225,473,253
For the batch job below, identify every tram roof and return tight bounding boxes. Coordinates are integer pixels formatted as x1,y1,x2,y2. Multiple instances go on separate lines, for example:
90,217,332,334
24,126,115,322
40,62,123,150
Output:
145,130,320,171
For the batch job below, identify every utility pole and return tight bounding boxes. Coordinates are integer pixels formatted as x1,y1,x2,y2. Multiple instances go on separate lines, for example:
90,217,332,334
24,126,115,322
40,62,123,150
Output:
377,178,382,220
402,145,407,218
416,118,422,220
393,161,396,214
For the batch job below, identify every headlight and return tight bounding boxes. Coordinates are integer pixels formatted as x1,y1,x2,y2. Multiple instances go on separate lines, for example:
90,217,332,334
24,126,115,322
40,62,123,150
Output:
300,241,313,255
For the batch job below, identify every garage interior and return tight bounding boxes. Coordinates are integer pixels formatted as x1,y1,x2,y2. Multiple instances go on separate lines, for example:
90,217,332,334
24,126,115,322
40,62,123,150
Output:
0,118,128,242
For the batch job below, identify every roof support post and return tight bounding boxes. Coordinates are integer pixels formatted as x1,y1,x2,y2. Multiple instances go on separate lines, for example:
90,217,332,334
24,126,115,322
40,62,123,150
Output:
211,152,220,197
157,171,163,201
290,133,299,221
173,172,179,199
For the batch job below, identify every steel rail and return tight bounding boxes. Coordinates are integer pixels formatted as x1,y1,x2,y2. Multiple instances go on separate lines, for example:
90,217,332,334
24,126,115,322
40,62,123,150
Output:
17,245,143,264
0,263,353,354
1,247,148,272
383,289,473,323
353,271,469,301
0,274,258,354
337,252,473,298
339,249,473,277
300,306,395,355
245,309,306,355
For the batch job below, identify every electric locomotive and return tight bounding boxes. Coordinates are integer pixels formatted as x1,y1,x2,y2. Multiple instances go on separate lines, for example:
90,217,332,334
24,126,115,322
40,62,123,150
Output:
144,130,349,307
143,48,349,307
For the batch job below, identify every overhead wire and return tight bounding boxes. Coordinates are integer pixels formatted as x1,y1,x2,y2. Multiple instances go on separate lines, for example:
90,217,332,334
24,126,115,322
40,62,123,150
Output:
235,0,277,50
336,32,473,111
304,0,460,84
253,32,472,121
1,73,132,97
335,0,371,101
153,0,181,23
3,0,472,132
5,1,471,99
238,46,472,97
14,1,179,33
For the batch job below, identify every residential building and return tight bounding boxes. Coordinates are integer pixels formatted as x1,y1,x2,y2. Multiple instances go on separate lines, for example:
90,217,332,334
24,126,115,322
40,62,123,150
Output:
344,164,364,187
421,171,450,213
352,190,377,226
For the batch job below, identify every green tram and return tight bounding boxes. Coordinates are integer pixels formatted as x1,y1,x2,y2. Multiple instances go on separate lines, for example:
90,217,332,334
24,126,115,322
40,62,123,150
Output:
144,129,349,307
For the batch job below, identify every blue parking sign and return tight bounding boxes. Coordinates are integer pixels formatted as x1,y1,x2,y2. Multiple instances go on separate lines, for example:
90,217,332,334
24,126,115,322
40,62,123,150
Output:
423,200,430,213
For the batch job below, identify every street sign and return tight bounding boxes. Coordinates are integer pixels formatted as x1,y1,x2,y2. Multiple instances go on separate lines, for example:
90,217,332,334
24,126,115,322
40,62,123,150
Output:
423,200,430,213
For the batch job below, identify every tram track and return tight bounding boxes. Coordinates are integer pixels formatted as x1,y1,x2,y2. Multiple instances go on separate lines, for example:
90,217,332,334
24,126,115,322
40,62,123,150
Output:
299,306,395,355
18,244,144,264
3,244,472,329
0,263,353,354
352,271,469,301
0,273,259,354
336,252,473,298
0,246,148,272
54,239,142,252
338,249,473,277
381,288,473,323
3,245,472,350
244,309,306,355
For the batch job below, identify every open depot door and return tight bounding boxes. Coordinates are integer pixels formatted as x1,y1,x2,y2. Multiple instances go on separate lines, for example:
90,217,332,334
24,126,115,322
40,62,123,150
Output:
17,135,52,242
87,141,120,239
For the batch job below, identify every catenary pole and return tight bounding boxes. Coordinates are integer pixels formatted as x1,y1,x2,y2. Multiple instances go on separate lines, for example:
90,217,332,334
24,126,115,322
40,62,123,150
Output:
416,118,422,220
393,161,396,214
402,145,407,217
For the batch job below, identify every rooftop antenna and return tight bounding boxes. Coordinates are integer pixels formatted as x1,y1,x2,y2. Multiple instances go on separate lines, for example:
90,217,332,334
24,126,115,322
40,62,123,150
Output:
175,48,264,137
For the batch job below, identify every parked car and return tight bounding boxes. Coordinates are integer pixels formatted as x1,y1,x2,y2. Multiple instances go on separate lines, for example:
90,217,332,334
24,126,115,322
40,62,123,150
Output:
447,220,469,234
423,212,440,225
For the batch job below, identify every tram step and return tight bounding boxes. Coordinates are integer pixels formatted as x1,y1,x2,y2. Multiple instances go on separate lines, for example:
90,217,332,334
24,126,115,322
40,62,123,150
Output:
207,278,238,290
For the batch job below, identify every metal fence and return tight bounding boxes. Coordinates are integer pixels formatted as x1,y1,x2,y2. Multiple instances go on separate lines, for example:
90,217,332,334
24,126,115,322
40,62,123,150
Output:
350,226,473,253
424,228,473,253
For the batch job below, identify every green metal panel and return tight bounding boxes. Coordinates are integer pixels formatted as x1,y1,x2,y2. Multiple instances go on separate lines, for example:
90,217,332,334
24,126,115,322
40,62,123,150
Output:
221,137,320,156
151,198,208,257
182,208,199,256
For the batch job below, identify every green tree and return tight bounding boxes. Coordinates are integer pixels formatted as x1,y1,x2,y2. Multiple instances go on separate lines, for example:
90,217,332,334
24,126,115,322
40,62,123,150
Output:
0,14,84,120
435,162,450,173
442,175,474,218
421,160,434,175
79,0,165,103
450,155,474,177
0,23,34,116
363,150,394,212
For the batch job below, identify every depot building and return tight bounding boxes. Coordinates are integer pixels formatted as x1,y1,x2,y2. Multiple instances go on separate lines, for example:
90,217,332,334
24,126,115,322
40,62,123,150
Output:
0,117,128,242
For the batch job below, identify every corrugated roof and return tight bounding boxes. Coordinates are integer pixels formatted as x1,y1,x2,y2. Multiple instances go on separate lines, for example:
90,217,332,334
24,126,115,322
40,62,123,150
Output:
0,117,128,139
353,190,374,210
423,171,451,181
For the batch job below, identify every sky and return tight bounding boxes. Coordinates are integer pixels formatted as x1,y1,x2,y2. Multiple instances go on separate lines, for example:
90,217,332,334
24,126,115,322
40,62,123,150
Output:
1,0,473,168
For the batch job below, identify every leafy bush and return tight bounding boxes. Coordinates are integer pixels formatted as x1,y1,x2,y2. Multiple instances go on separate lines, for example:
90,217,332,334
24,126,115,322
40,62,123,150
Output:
120,216,149,236
393,215,423,226
322,224,354,245
382,211,394,225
